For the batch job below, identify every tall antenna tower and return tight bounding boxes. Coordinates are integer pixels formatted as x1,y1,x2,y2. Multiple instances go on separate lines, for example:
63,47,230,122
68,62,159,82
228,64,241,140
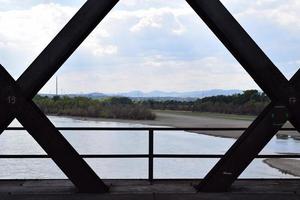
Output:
56,76,58,96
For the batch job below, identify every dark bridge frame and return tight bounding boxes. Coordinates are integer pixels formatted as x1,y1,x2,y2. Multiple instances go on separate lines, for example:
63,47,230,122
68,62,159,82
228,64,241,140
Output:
0,0,298,193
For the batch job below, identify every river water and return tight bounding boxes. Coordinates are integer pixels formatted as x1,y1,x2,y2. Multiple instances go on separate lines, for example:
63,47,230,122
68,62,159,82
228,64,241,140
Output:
0,116,299,179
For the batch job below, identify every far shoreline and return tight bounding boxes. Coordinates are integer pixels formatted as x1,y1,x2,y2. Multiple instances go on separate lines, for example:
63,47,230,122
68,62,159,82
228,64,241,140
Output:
48,110,298,139
48,110,253,139
51,114,237,139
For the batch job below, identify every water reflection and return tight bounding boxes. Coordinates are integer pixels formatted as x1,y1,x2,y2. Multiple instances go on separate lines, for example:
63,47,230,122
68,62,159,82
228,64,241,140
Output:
0,116,297,179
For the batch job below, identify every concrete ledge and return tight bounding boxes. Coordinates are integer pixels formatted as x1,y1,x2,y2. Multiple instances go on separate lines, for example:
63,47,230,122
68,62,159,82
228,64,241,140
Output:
0,179,299,200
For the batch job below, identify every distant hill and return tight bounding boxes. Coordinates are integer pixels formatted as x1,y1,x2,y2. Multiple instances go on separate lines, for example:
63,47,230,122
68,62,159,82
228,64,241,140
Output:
114,89,242,98
40,92,107,99
84,92,107,99
40,89,242,100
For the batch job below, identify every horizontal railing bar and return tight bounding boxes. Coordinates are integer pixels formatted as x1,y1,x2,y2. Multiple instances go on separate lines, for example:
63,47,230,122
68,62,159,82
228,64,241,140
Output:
0,154,299,159
0,177,300,182
0,155,148,158
2,126,298,181
154,154,300,158
5,127,297,131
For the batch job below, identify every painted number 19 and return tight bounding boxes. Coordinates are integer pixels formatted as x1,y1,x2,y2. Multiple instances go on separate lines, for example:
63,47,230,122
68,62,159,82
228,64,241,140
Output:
7,96,16,105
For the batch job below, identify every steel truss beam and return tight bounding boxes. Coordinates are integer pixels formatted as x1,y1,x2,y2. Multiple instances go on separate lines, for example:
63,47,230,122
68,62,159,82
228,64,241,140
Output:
187,0,300,192
0,0,119,193
1,0,297,193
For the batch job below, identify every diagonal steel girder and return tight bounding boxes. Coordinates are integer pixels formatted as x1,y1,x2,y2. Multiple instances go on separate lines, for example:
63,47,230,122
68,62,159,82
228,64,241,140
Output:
186,0,300,192
0,0,119,193
195,72,300,192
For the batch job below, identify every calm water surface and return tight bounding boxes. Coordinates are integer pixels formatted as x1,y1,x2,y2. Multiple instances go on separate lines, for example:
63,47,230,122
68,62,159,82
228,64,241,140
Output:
0,116,298,179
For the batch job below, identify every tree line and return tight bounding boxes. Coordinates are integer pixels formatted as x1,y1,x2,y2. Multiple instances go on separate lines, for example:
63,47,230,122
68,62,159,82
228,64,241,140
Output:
34,90,269,120
139,90,269,115
34,95,156,120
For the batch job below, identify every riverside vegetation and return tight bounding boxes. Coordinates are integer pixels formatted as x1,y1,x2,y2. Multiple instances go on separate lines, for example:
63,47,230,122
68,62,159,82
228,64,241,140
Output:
34,95,156,120
34,90,269,120
140,90,269,116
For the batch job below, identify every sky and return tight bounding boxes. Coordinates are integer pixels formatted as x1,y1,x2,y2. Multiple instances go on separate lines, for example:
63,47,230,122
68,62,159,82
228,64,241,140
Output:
0,0,299,94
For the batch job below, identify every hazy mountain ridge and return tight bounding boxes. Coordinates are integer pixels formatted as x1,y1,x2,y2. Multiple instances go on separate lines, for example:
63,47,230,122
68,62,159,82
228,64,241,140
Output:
114,89,242,98
41,89,242,100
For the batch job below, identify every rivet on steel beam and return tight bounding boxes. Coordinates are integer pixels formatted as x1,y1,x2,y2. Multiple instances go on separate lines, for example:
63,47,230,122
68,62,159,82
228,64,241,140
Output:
223,172,232,175
289,97,297,105
272,106,288,126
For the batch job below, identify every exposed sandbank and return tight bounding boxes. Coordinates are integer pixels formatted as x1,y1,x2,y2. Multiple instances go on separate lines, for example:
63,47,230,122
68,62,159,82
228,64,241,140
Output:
65,110,298,139
264,159,300,177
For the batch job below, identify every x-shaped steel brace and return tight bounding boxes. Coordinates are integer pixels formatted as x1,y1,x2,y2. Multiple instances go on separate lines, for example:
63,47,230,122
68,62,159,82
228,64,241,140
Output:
186,0,300,192
0,0,119,193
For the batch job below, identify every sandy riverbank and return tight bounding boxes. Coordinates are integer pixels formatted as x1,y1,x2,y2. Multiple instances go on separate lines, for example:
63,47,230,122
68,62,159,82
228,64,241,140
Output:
67,110,298,139
54,111,300,177
264,159,300,177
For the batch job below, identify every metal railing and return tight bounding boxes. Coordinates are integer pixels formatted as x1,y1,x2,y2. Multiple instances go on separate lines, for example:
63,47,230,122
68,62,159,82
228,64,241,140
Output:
3,127,300,181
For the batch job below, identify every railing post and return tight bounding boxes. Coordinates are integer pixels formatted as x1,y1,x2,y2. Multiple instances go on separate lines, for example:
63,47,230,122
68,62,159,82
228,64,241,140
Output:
148,129,154,183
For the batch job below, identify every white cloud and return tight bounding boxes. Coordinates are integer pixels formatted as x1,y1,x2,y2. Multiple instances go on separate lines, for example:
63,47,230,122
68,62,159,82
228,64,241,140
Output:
222,0,300,33
109,7,192,35
0,0,298,93
0,3,118,71
91,45,118,56
130,15,162,32
50,55,257,94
